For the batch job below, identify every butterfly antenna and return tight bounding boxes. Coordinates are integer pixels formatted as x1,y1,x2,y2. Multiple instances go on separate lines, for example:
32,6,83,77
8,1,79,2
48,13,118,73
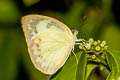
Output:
76,16,87,34
72,50,78,64
77,16,86,28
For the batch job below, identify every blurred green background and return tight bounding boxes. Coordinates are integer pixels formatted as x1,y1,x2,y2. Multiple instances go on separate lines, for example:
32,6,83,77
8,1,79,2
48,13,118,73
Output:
0,0,120,80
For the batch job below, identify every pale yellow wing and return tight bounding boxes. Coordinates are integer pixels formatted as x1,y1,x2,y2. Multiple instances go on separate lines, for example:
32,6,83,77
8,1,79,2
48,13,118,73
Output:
21,15,74,75
21,15,73,45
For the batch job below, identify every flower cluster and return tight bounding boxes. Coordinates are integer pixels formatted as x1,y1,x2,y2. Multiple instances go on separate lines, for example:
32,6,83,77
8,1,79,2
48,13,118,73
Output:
79,38,108,63
79,38,108,52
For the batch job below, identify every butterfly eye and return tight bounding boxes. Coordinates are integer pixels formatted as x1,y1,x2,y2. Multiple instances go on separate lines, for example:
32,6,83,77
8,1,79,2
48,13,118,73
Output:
75,30,78,35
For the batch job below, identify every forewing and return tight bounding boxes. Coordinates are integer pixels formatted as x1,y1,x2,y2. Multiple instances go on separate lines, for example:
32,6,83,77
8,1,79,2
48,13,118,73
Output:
21,15,73,44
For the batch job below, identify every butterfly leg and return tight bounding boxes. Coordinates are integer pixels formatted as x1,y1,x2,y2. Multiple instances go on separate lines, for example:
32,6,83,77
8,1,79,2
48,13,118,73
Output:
72,50,78,64
75,39,86,45
75,39,85,42
75,43,82,45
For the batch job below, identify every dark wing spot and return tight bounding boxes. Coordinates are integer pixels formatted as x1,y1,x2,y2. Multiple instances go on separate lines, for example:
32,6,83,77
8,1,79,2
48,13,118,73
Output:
38,55,43,58
46,21,57,29
46,23,52,28
36,43,40,47
27,18,48,37
38,38,41,42
46,21,66,32
34,30,38,33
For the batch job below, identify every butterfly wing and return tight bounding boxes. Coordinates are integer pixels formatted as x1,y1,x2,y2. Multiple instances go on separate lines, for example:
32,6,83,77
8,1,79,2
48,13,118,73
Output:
21,15,74,75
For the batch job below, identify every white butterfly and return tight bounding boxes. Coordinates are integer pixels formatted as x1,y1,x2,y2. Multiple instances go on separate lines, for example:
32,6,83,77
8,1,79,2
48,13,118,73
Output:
21,14,83,75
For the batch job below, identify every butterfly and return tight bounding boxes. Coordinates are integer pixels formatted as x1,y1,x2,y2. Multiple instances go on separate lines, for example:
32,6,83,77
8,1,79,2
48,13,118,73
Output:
21,14,83,75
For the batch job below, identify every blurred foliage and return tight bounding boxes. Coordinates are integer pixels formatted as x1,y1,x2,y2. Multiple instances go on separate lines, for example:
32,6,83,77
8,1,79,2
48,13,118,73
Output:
0,0,120,80
23,0,40,6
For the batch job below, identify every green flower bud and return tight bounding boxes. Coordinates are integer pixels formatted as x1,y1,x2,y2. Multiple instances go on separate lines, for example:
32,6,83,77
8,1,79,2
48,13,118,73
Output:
93,41,97,46
85,43,91,50
100,41,106,47
92,54,96,59
95,46,101,51
89,38,94,44
104,46,108,50
97,40,101,44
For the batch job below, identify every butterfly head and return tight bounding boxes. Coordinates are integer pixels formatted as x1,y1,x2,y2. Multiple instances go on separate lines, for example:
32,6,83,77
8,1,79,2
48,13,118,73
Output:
72,30,79,43
72,30,78,36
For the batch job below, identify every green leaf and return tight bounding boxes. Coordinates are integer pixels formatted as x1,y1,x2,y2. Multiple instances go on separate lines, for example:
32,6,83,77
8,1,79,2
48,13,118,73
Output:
111,51,120,77
76,52,87,80
85,64,98,80
51,51,86,80
106,50,120,80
